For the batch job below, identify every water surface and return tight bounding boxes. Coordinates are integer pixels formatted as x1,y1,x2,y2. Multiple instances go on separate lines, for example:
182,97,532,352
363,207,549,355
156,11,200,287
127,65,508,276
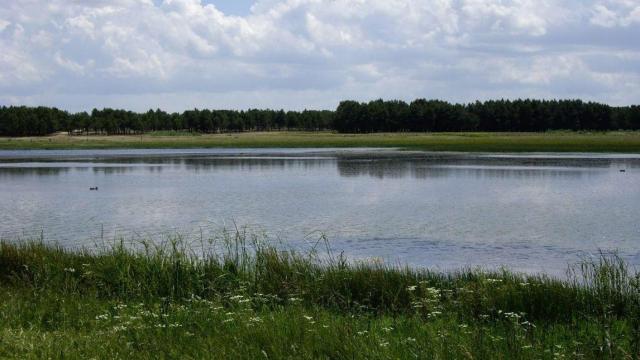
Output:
1,148,639,275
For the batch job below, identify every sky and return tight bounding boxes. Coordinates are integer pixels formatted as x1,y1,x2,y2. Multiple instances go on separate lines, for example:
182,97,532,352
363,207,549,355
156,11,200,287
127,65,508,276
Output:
0,0,639,112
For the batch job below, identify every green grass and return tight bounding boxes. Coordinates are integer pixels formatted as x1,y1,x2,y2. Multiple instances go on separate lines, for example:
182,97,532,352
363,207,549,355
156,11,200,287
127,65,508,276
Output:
1,233,639,358
2,131,640,152
146,130,204,137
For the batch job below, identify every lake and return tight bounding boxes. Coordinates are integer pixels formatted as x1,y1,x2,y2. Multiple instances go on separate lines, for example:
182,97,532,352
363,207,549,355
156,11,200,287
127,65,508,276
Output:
1,148,639,276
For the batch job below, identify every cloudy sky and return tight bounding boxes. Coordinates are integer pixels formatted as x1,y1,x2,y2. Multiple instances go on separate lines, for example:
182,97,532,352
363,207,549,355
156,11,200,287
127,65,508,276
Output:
1,0,639,112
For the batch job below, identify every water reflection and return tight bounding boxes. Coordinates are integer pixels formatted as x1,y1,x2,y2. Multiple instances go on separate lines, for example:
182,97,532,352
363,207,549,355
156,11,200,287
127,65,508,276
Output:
91,166,164,174
2,152,637,180
0,167,71,177
182,158,333,173
336,160,604,179
1,149,639,276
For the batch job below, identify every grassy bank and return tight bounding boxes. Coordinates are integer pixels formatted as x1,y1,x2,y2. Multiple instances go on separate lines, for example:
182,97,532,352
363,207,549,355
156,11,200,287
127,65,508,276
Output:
2,131,640,152
1,235,639,358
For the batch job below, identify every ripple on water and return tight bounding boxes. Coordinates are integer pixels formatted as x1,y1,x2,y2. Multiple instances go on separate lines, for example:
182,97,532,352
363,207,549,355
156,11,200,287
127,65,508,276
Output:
1,148,639,276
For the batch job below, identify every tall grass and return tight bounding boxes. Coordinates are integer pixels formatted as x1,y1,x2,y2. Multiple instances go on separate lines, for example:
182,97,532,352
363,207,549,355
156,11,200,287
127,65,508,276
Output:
1,233,639,358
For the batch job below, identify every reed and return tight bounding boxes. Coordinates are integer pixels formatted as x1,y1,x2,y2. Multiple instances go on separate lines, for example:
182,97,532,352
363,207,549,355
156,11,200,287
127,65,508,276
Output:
1,233,639,358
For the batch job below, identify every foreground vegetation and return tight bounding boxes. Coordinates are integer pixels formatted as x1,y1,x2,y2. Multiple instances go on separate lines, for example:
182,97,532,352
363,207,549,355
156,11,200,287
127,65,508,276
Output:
1,233,640,358
2,131,640,153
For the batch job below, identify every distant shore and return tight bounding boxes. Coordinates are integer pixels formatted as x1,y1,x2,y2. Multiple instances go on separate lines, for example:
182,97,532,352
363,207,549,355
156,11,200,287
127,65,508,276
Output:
2,131,640,152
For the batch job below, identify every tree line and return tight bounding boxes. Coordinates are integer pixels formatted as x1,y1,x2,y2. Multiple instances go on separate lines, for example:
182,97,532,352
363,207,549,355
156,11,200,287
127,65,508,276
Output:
0,107,334,137
1,99,639,136
334,99,640,132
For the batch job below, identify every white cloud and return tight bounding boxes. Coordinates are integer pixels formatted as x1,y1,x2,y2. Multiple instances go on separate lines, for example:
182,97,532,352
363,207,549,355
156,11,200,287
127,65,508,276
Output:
462,0,562,36
66,16,96,39
54,52,87,74
590,0,640,27
591,4,620,27
0,19,10,32
0,47,43,84
0,0,638,111
490,55,585,85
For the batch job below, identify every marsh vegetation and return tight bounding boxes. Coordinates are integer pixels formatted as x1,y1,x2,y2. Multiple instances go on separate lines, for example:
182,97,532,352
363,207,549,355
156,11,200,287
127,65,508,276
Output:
1,233,639,358
2,131,640,152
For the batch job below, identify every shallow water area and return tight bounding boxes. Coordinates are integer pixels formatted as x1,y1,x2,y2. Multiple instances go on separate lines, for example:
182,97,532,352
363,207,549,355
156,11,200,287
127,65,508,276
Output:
1,148,639,276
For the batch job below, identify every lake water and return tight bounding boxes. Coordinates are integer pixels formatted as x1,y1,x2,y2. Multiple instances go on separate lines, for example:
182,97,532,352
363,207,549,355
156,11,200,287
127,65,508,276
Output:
1,148,639,276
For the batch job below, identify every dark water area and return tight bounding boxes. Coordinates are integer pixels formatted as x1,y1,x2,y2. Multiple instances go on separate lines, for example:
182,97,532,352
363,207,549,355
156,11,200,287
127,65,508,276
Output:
1,148,639,276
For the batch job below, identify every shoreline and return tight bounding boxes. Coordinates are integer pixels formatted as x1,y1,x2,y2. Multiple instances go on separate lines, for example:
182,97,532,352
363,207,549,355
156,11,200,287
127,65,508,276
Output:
2,131,640,152
3,146,640,159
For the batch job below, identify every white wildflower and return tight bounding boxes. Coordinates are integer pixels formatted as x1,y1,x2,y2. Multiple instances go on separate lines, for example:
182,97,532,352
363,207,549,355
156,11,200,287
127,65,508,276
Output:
426,287,440,295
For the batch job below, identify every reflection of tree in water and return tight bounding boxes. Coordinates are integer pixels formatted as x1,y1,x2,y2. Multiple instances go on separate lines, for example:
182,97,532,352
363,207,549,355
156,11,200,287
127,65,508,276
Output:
91,166,164,175
0,167,70,177
1,154,639,180
96,157,184,166
334,158,630,180
182,158,334,173
337,159,417,179
70,156,336,173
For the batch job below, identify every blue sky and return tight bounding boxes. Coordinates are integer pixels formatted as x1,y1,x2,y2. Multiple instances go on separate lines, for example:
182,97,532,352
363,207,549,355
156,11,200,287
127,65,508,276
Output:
203,0,255,16
0,0,639,112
